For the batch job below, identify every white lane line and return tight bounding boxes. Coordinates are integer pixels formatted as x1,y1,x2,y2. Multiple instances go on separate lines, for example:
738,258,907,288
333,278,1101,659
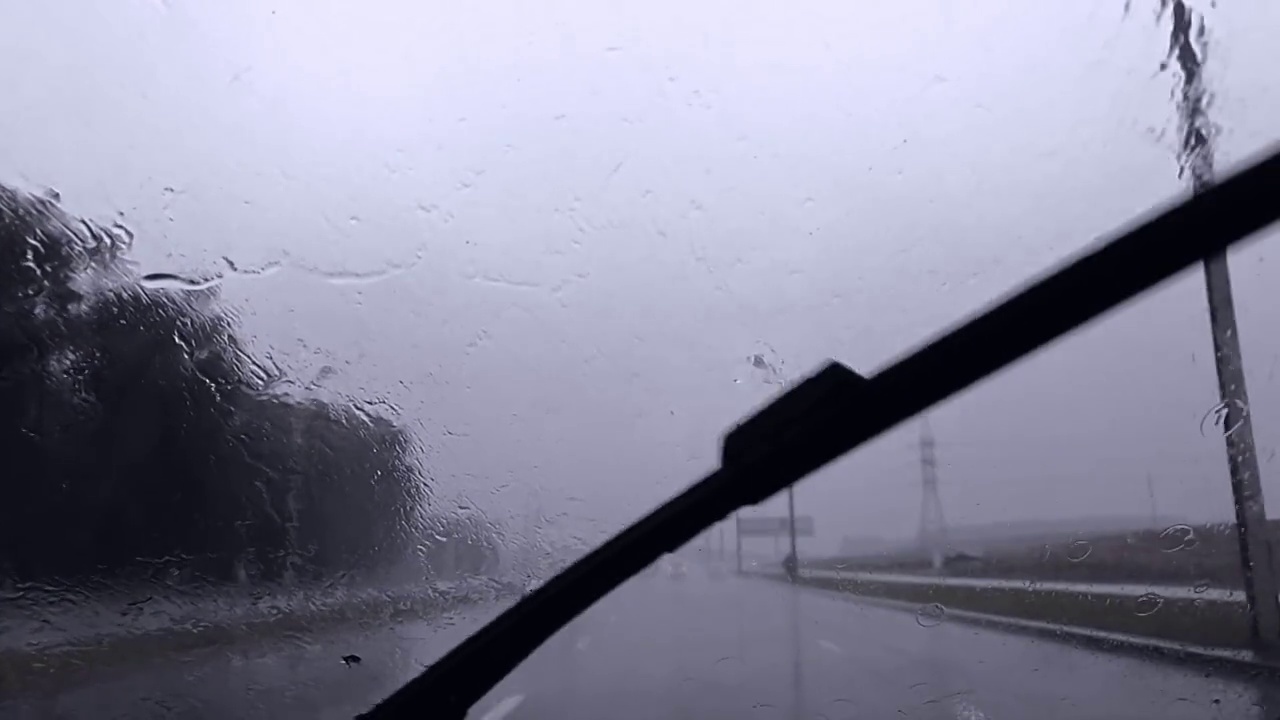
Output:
479,693,526,720
954,699,991,720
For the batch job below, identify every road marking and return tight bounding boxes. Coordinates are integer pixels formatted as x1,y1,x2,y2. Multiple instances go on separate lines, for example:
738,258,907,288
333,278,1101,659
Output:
479,693,525,720
817,639,843,654
954,699,990,720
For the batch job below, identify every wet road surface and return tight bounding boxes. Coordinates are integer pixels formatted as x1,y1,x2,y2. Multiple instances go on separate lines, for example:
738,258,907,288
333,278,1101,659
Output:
6,563,1280,719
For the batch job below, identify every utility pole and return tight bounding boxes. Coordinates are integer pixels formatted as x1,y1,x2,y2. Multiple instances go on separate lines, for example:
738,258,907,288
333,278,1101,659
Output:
1158,0,1280,647
1203,247,1279,645
918,417,947,571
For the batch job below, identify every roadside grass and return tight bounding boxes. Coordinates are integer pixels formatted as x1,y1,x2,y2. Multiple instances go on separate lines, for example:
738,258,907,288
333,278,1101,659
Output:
792,571,1252,649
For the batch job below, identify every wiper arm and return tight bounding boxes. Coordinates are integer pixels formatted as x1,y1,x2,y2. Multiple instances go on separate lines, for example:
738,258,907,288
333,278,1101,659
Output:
359,145,1280,720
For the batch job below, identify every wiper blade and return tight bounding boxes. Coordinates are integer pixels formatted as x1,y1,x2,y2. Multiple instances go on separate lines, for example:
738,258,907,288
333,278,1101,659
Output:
359,146,1280,720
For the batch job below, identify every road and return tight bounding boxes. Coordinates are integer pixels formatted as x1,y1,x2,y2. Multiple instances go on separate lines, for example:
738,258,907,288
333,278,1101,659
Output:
5,563,1279,719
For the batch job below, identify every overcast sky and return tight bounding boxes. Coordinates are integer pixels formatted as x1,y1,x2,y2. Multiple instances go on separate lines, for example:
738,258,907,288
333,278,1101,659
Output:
1,0,1278,553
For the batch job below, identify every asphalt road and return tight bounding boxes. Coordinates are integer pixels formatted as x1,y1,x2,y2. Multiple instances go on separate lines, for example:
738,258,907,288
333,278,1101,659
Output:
6,563,1280,719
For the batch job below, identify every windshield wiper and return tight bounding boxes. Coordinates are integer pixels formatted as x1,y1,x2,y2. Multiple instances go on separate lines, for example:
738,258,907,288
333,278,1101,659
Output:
359,146,1280,720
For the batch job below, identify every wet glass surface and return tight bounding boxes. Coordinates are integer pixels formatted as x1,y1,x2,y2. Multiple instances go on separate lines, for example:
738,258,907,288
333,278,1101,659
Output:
2,1,1279,717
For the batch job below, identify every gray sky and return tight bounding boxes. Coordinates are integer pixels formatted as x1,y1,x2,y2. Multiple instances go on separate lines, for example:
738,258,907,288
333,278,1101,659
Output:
2,0,1278,553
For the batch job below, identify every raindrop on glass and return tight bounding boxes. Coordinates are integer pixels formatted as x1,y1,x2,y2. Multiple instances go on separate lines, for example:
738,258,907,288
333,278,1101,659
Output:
1158,524,1198,552
745,345,785,385
1134,592,1165,617
915,602,946,627
1066,540,1092,562
1193,581,1209,594
1200,399,1248,437
140,273,222,291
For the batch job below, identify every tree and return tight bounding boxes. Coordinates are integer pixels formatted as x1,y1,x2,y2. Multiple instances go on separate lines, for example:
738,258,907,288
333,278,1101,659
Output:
0,184,457,589
417,512,503,578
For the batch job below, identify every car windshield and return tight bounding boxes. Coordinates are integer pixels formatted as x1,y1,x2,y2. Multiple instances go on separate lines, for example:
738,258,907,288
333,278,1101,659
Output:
4,2,1280,719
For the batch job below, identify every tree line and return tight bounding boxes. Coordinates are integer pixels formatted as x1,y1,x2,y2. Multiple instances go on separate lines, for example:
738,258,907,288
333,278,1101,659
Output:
0,184,497,589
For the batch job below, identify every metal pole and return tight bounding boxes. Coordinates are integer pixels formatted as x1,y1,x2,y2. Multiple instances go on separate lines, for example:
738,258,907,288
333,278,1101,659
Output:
1203,252,1280,645
735,513,743,573
1147,473,1158,529
1153,0,1279,647
787,486,798,563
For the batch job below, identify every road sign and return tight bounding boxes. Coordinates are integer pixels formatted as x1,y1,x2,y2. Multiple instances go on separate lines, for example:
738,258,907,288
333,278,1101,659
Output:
736,515,814,538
